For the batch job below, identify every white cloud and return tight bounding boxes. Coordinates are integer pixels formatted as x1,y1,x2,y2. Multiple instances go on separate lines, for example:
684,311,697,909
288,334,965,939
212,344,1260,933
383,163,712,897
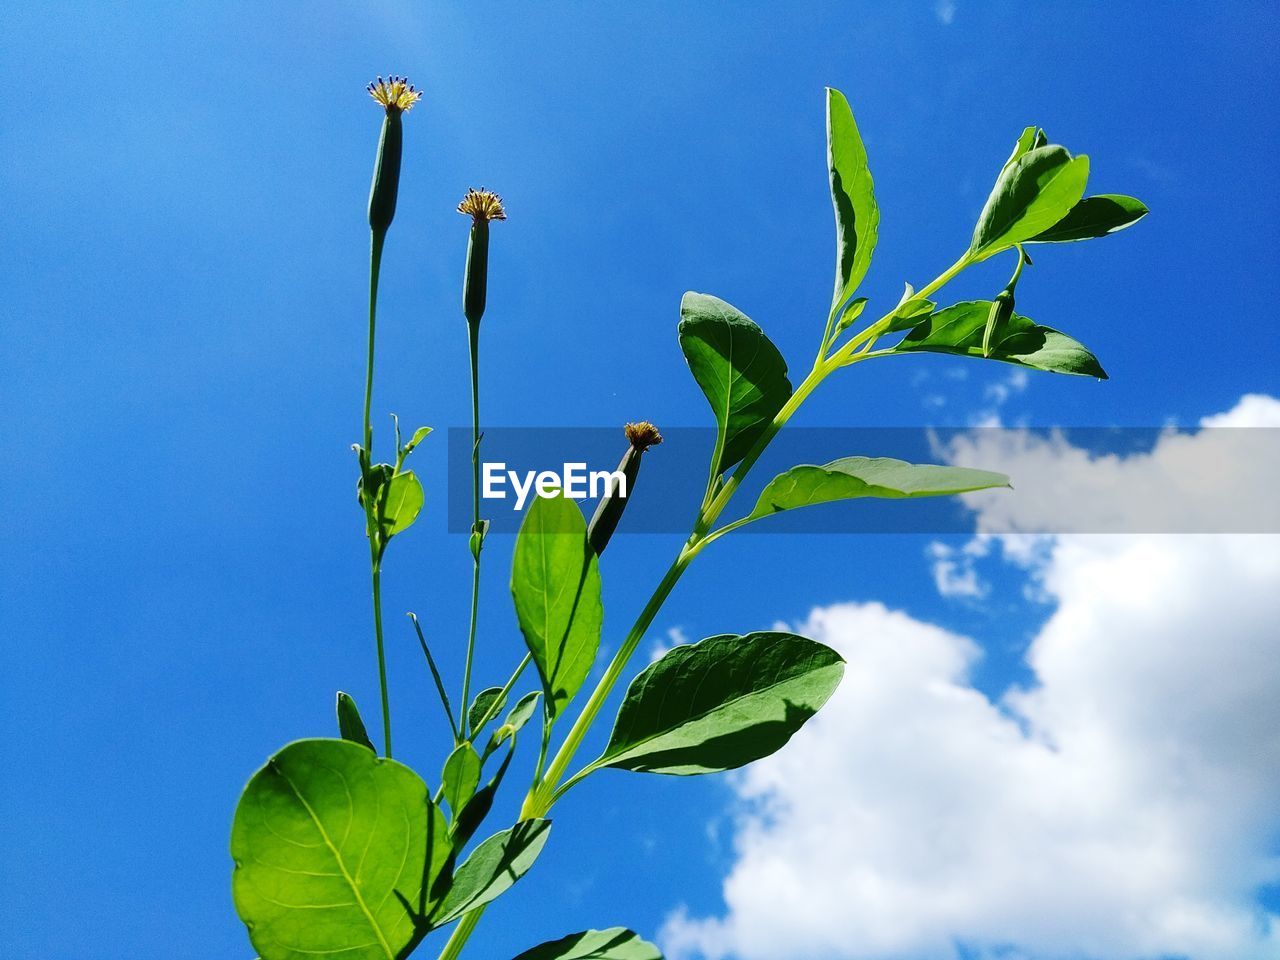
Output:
927,537,991,599
662,395,1280,960
983,368,1029,407
651,625,690,662
944,394,1280,535
935,0,957,26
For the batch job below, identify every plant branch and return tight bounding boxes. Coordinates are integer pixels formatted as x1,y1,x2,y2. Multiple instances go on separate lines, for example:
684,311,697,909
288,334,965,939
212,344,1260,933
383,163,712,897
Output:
408,613,459,742
363,228,393,758
460,318,483,739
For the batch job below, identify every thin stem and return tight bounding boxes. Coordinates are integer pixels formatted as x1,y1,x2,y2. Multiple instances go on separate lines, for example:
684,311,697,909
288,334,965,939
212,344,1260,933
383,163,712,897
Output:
363,231,386,459
824,250,972,367
371,558,392,758
460,318,483,739
409,613,460,742
363,228,392,759
436,908,485,960
472,652,532,735
815,300,844,368
530,710,553,797
914,250,972,302
524,548,694,817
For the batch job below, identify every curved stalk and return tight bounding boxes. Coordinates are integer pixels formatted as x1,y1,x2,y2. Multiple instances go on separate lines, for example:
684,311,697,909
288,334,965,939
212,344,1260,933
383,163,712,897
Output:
363,228,393,758
460,319,483,739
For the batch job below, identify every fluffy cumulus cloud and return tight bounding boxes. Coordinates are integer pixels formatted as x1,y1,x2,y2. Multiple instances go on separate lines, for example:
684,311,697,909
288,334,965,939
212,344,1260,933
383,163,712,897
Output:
662,395,1280,960
943,393,1280,536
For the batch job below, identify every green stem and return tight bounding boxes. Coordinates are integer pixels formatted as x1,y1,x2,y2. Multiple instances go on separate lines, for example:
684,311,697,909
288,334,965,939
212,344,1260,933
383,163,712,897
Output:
363,231,386,459
436,908,485,960
363,228,392,758
914,250,972,302
371,556,392,758
460,319,483,739
472,652,532,735
409,613,460,742
523,548,694,818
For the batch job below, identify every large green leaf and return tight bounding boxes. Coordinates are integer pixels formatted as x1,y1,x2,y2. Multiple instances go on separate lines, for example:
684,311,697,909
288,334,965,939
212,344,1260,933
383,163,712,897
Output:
511,494,603,719
231,739,449,960
827,87,879,311
971,144,1089,260
1028,194,1148,243
893,300,1107,378
430,819,552,925
599,632,844,775
678,292,792,473
513,927,663,960
750,457,1009,519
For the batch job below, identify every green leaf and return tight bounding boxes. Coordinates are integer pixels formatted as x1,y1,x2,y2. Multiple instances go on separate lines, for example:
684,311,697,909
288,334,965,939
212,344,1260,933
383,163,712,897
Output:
430,819,552,925
451,744,516,851
503,690,542,733
1001,126,1047,173
481,691,537,757
599,632,844,776
403,425,432,455
884,295,935,333
827,87,879,310
749,456,1009,520
382,470,423,536
513,927,663,960
678,292,792,473
231,739,449,960
971,144,1090,260
468,687,506,736
335,691,376,753
893,300,1107,378
834,296,868,334
1027,194,1148,243
511,495,603,719
441,743,481,816
488,690,542,757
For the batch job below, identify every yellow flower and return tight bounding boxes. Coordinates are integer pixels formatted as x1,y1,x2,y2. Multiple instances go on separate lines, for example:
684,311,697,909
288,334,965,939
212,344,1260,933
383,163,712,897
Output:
457,188,507,223
367,75,421,113
624,422,664,452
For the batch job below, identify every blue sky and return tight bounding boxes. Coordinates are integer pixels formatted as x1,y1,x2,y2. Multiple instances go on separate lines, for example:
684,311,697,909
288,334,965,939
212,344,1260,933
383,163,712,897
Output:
3,3,1278,959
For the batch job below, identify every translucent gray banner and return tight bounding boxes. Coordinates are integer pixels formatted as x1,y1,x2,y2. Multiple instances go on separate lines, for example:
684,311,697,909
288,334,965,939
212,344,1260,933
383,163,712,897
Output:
446,426,1280,535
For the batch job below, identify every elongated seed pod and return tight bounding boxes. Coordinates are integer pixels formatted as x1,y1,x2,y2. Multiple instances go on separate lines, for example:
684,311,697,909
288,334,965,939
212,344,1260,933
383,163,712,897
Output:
588,422,663,555
368,109,403,234
983,290,1015,358
365,76,420,234
457,189,507,324
463,218,490,324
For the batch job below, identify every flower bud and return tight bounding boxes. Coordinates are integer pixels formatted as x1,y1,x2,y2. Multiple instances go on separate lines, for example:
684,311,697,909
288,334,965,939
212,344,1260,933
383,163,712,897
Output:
366,76,421,235
588,422,663,556
982,290,1015,358
457,189,507,324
